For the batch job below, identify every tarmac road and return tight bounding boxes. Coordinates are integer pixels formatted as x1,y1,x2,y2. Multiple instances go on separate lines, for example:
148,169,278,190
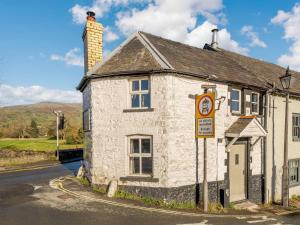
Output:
0,161,299,225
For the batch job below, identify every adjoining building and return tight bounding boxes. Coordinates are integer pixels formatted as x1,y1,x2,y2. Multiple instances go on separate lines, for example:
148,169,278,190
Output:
77,12,300,206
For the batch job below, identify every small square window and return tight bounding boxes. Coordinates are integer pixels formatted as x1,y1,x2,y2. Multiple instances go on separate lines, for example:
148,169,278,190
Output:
289,159,300,185
231,89,241,113
130,79,150,109
293,114,300,141
129,136,152,176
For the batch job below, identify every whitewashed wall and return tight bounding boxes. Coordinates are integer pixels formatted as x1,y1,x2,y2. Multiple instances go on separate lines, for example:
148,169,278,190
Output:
85,74,264,189
89,75,170,187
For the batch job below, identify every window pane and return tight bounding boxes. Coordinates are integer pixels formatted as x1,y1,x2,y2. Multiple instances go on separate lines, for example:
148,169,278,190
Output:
141,94,150,108
231,90,239,101
132,80,139,91
131,157,140,174
252,104,258,113
130,139,140,153
141,139,151,153
131,94,140,108
142,157,152,174
141,80,149,91
251,93,258,102
231,101,239,112
235,154,239,165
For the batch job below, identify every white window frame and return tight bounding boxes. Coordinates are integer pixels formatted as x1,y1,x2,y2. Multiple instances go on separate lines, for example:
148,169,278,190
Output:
128,135,153,176
289,159,300,186
251,92,259,115
83,109,91,132
292,114,300,141
231,89,241,114
129,78,150,109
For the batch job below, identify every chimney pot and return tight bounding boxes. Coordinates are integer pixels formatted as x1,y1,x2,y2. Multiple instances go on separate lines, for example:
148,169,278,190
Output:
87,11,96,21
211,28,219,49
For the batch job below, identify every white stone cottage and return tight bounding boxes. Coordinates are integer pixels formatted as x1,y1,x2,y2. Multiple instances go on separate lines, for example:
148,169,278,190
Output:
77,12,300,206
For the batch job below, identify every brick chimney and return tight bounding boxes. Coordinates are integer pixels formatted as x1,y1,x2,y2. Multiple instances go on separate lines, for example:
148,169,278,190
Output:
82,11,103,74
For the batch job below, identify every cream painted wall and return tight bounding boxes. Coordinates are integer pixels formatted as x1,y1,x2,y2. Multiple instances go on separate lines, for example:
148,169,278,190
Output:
265,95,300,202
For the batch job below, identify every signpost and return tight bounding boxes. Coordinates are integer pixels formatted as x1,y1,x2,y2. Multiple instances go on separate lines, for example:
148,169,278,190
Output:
196,92,215,138
195,91,215,212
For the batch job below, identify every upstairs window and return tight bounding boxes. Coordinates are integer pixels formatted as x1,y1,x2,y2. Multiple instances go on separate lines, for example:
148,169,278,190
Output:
251,93,259,114
130,79,150,108
231,89,241,113
293,114,300,141
129,136,152,176
83,109,91,132
289,159,300,186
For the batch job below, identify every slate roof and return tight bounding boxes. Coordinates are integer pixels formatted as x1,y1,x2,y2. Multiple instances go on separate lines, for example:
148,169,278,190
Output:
225,118,253,135
77,31,300,95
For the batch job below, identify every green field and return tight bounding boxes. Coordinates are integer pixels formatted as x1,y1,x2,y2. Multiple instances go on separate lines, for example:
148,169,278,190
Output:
0,138,83,152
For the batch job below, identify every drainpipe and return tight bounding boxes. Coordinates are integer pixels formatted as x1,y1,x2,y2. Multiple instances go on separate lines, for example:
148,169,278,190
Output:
263,92,269,204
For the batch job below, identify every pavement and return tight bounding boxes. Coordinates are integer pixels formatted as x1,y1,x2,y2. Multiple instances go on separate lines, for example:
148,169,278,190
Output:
0,161,299,225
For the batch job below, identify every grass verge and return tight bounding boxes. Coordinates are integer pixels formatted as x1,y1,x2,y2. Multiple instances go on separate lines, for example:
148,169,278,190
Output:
0,138,83,152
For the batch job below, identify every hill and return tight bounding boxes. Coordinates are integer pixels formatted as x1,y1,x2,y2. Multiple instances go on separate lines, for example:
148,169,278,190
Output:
0,102,82,138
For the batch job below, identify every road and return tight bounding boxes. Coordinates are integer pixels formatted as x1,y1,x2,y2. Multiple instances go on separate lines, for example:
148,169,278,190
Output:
0,161,299,225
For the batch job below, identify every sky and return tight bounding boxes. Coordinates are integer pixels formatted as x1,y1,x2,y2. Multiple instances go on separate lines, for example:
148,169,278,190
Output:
0,0,299,106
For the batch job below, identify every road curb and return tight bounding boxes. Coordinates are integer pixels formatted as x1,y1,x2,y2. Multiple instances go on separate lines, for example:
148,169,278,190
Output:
49,176,271,219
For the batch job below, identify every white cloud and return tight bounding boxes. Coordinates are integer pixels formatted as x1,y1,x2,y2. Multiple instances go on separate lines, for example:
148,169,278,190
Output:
104,27,119,43
70,0,152,24
271,3,300,71
241,25,267,48
116,0,246,54
186,21,249,55
0,84,81,107
50,48,83,67
70,0,247,55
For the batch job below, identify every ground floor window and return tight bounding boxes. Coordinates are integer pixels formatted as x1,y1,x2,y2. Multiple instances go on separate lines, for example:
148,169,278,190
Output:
289,159,300,186
128,136,152,175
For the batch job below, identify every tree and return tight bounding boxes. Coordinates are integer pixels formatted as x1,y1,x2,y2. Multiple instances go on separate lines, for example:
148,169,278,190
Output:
27,119,39,138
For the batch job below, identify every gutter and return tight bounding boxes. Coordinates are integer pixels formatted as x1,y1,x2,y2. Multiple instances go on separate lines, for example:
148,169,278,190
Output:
76,69,272,93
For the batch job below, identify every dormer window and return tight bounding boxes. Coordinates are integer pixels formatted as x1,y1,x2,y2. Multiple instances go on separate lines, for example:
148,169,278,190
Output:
130,79,150,108
231,89,241,114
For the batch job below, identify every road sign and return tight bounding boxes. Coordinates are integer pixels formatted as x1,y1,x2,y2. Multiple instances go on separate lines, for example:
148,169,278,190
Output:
196,93,215,138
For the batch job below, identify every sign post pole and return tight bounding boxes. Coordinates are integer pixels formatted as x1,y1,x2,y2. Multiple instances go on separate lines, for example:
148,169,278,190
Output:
203,137,208,212
195,90,215,212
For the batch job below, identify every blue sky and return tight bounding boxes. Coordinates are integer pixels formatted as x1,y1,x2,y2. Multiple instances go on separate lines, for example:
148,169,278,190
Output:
0,0,299,106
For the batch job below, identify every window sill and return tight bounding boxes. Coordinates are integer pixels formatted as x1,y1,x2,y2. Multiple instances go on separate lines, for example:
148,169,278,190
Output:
120,176,159,182
123,108,154,113
289,183,300,188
